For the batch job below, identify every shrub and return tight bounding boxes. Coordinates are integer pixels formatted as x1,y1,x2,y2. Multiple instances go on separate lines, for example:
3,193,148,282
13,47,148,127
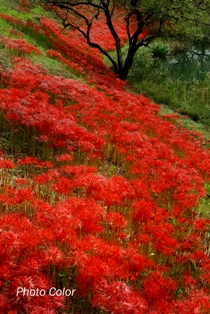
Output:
149,41,170,59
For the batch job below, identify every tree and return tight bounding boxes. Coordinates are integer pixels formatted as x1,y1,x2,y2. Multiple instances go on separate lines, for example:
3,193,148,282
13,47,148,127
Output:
34,0,210,79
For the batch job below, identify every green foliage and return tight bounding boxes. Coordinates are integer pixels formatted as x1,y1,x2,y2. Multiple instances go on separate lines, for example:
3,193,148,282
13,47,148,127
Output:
129,42,210,127
21,25,53,51
0,18,12,36
197,196,210,218
129,47,153,80
0,44,13,70
31,54,80,78
0,1,80,78
0,2,46,22
149,41,170,59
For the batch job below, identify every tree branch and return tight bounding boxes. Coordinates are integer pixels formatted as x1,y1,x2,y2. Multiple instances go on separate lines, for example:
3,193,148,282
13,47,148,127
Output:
58,5,119,72
125,11,133,44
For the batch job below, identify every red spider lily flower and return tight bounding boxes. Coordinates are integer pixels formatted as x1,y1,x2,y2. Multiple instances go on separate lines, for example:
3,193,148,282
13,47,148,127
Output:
0,265,10,281
55,198,104,235
194,219,208,231
0,194,8,204
138,233,151,244
9,29,24,37
13,257,41,277
0,230,21,257
1,37,41,55
148,223,178,256
75,252,132,293
75,256,111,297
131,179,150,199
72,173,106,197
18,156,43,166
190,250,208,264
55,153,72,162
14,188,34,204
77,140,95,152
0,14,25,26
143,271,177,303
92,280,148,314
106,212,127,229
29,308,56,314
9,275,52,309
0,294,7,308
34,173,51,185
33,200,78,245
200,266,210,286
44,161,54,168
179,233,201,252
182,271,196,289
50,177,72,195
31,201,57,231
123,248,155,278
132,200,155,224
0,188,20,207
0,214,40,249
34,169,60,184
53,139,66,147
37,135,49,143
93,175,134,206
173,289,210,313
39,228,55,244
39,246,69,268
78,235,124,262
59,165,97,175
0,159,15,169
15,178,27,186
118,231,127,240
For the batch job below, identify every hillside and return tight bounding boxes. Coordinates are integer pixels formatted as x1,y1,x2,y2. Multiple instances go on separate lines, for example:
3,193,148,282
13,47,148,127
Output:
0,1,209,313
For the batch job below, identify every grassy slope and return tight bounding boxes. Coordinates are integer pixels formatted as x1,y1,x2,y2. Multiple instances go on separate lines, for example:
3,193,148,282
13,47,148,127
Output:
0,1,210,220
103,44,210,145
126,43,210,138
1,1,209,138
0,2,81,79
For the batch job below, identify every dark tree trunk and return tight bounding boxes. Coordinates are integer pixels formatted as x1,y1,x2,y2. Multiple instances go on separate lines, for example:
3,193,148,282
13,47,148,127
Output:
117,45,138,79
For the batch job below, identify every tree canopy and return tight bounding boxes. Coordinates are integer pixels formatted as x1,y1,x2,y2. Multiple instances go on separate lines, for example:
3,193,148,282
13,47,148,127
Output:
34,0,210,79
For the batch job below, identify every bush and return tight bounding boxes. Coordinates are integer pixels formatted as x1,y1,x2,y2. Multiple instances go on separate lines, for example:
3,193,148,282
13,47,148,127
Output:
149,41,170,59
129,47,154,80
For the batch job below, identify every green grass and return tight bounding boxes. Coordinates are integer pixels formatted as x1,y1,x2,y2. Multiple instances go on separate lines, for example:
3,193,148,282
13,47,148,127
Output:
0,45,13,70
0,18,12,36
20,25,54,51
159,104,210,143
0,2,47,22
0,1,83,79
128,44,210,127
0,1,54,50
31,54,80,79
197,197,210,218
103,39,210,129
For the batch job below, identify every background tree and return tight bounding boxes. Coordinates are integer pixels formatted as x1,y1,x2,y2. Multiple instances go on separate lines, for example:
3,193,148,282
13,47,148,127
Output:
34,0,210,79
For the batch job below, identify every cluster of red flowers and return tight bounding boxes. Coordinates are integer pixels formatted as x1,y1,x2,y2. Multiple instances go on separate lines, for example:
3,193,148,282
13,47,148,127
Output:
0,36,41,55
0,5,209,314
